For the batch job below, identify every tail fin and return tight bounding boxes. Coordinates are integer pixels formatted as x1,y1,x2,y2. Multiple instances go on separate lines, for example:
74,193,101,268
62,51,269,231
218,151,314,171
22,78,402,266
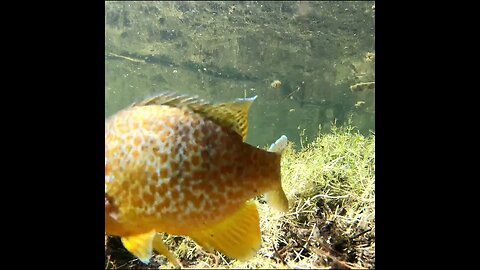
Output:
265,135,289,212
268,135,288,154
265,188,289,212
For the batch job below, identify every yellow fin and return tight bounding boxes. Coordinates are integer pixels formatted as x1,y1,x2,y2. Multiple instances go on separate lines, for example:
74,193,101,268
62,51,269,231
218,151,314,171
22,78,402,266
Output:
265,188,289,212
189,201,261,260
121,230,156,264
133,92,256,141
152,233,182,268
204,96,256,141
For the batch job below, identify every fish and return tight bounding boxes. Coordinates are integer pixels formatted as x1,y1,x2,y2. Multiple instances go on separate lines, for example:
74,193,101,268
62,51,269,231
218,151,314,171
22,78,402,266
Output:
105,92,289,267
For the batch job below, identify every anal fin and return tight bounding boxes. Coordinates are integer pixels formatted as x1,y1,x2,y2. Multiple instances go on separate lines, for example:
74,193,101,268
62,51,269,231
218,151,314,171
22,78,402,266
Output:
189,201,261,260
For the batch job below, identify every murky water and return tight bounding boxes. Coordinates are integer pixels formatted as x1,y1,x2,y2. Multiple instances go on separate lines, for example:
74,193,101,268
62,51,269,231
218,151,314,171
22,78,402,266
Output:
105,1,375,148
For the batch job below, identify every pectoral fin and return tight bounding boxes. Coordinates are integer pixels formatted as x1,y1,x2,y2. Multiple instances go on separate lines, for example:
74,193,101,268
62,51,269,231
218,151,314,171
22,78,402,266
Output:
121,231,181,267
121,230,156,264
189,201,261,260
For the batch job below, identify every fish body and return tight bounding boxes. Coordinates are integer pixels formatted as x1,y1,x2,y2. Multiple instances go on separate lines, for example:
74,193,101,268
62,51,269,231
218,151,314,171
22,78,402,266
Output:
105,93,289,266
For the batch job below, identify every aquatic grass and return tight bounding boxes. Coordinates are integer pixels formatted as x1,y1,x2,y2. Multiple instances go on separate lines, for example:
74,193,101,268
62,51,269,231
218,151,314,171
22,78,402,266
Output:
230,121,375,269
105,121,375,269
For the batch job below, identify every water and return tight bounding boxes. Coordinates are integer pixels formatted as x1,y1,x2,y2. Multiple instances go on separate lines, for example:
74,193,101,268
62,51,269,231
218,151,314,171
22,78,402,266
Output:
105,1,375,149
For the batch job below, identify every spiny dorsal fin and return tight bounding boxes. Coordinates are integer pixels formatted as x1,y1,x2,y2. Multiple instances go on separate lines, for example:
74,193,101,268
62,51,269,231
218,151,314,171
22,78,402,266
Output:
131,92,210,108
133,92,257,141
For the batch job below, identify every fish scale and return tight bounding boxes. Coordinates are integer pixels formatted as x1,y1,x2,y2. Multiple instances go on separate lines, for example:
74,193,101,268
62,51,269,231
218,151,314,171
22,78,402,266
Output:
105,93,289,266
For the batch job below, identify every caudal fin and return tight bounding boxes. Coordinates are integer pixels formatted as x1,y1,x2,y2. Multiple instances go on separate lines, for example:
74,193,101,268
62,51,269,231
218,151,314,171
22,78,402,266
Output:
265,188,289,212
268,135,288,154
265,135,289,212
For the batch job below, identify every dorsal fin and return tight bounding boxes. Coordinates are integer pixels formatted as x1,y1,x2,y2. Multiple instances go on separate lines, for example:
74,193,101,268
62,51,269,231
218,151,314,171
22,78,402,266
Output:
201,96,257,141
130,92,210,108
133,92,257,141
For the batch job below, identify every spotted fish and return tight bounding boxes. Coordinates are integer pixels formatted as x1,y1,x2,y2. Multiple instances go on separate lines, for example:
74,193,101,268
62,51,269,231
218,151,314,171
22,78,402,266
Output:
105,92,289,267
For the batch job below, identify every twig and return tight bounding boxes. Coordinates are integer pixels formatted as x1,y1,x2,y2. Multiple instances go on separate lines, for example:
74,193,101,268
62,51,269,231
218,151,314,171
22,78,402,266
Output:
107,52,146,63
292,248,305,263
272,240,288,267
284,210,315,217
115,259,133,269
105,255,111,269
284,198,314,217
305,223,316,247
310,194,349,200
351,228,372,240
218,253,229,266
310,246,366,270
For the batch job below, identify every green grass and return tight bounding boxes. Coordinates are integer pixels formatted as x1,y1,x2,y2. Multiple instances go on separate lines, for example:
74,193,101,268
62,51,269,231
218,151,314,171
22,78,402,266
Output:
105,122,375,269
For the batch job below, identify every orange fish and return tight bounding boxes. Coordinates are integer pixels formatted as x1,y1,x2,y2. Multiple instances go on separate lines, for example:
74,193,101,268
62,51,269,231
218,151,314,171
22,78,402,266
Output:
105,93,289,267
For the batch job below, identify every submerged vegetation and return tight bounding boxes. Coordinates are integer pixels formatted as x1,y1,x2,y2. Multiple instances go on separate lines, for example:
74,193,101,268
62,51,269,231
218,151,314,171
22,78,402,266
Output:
105,122,375,269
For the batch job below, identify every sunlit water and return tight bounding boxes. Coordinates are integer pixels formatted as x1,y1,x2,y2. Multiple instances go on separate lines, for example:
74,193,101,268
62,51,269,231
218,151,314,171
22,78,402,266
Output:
105,1,375,148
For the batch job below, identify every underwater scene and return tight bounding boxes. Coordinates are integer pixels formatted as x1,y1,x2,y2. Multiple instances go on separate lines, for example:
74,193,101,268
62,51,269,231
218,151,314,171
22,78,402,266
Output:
105,1,375,269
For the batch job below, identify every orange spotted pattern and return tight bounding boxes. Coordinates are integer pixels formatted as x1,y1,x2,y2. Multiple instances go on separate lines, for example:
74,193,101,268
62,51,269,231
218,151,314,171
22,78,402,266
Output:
105,105,281,236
